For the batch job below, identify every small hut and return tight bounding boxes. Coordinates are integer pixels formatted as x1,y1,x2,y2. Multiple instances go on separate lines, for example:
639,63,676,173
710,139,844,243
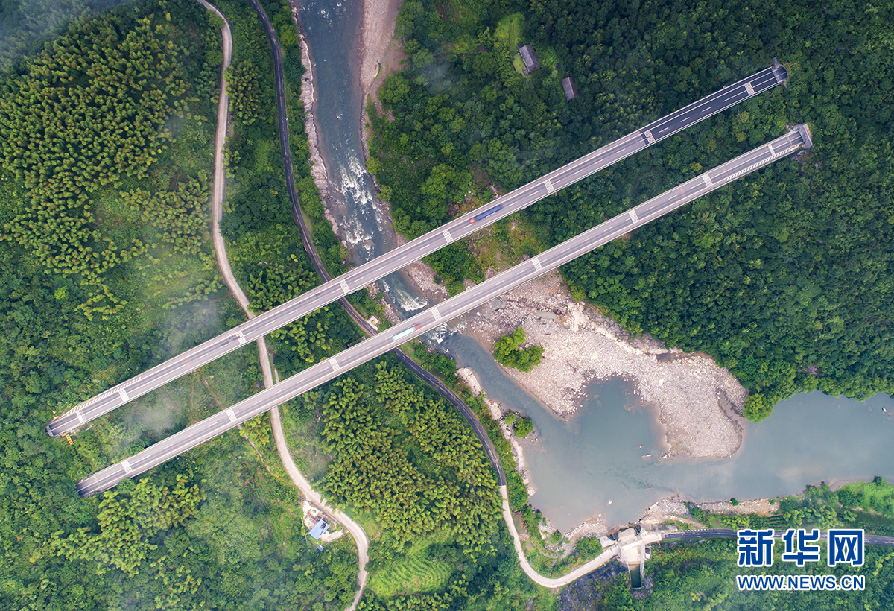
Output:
518,44,541,75
562,76,577,100
309,519,330,540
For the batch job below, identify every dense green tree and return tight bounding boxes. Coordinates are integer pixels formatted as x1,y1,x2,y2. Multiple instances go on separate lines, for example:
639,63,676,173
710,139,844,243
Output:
494,327,544,372
369,0,894,420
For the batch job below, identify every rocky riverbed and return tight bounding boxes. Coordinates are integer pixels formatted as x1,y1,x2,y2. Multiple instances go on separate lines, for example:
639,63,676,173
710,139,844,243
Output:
455,269,747,460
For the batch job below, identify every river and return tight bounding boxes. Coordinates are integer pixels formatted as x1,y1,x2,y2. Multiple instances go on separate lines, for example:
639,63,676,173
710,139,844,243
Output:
296,0,894,533
297,0,427,315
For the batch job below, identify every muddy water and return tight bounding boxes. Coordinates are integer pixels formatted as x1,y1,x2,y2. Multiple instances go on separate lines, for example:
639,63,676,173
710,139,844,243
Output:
446,332,894,531
298,0,894,532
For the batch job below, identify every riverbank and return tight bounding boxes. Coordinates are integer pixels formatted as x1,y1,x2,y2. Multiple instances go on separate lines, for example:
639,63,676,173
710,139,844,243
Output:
455,269,747,460
457,366,778,539
350,0,746,462
295,17,334,216
359,0,404,95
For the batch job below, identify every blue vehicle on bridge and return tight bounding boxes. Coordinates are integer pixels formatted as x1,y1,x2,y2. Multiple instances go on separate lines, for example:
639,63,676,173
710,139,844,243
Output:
392,325,421,342
469,204,502,224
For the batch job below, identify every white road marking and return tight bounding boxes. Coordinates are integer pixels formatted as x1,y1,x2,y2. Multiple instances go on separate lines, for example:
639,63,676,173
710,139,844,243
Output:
442,229,452,242
330,357,340,371
544,177,555,194
629,209,639,224
121,459,133,474
767,142,776,157
704,173,713,187
531,257,542,271
432,306,442,321
77,411,86,425
60,71,785,442
235,330,247,345
339,279,350,294
118,387,129,402
226,408,237,423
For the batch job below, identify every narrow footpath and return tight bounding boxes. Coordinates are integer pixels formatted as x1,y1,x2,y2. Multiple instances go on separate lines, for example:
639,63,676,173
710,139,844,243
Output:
198,2,368,609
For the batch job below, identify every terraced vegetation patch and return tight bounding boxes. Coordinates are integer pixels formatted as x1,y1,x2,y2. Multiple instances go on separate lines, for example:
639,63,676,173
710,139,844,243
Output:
369,539,454,597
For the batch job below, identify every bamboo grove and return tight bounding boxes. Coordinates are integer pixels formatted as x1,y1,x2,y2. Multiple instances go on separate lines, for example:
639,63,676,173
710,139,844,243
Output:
0,7,203,318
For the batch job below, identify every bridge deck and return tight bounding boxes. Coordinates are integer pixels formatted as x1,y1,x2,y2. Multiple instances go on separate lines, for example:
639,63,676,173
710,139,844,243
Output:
77,126,811,497
48,64,787,438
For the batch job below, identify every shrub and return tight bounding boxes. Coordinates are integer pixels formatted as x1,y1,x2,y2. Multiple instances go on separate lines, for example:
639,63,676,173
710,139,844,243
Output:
514,416,533,438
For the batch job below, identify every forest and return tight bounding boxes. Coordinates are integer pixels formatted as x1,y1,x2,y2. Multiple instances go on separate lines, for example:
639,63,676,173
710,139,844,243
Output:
0,0,558,607
278,357,548,609
0,1,360,608
366,0,894,420
560,538,894,611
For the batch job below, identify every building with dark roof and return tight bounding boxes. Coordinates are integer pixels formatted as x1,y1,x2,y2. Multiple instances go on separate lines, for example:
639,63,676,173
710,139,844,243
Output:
562,76,577,100
518,44,540,75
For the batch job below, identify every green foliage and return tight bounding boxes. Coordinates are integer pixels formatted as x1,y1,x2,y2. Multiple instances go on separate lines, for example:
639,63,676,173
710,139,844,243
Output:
368,535,453,597
320,363,499,553
494,327,544,372
227,59,262,125
371,0,894,420
566,538,894,610
410,341,459,381
513,416,533,438
0,0,131,74
0,2,360,609
53,476,204,575
247,257,335,363
689,505,707,524
0,6,202,314
422,242,484,295
217,0,357,376
574,535,603,558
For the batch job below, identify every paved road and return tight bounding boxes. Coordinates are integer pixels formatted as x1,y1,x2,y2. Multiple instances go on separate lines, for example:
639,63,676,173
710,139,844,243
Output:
269,401,370,609
246,0,506,490
499,485,662,588
239,5,375,608
47,61,788,438
502,524,894,589
76,125,811,497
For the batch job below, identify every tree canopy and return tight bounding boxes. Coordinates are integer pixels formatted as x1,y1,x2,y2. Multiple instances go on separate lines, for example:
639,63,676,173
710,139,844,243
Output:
368,0,894,420
494,326,544,372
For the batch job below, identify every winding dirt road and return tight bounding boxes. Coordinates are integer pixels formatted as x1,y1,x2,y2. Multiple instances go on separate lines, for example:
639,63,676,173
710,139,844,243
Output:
197,2,368,608
200,0,629,595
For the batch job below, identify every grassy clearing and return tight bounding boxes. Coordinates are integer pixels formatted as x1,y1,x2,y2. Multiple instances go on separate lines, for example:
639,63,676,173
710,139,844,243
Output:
280,400,333,484
495,12,523,50
72,342,258,472
368,534,455,597
537,45,560,77
467,215,542,273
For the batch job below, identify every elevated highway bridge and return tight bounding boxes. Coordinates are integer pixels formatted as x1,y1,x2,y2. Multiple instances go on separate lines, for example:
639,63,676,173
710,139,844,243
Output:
76,124,812,496
48,62,788,439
